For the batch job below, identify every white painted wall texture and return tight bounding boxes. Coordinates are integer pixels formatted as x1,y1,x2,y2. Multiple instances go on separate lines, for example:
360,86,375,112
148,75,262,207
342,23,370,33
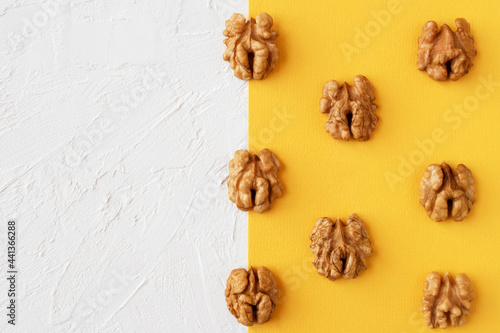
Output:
0,0,248,332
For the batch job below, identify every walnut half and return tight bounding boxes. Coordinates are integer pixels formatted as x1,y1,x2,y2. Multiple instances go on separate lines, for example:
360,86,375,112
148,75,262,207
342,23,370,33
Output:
422,272,474,328
419,162,475,222
228,149,282,213
225,266,278,326
320,75,378,141
417,18,477,81
309,214,372,281
223,13,279,80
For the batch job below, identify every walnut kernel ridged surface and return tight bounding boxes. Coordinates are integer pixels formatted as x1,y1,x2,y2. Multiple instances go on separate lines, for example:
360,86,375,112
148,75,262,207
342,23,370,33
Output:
419,161,475,221
320,75,378,141
225,266,278,326
310,214,372,281
422,272,474,328
223,13,279,80
228,149,282,213
417,18,477,81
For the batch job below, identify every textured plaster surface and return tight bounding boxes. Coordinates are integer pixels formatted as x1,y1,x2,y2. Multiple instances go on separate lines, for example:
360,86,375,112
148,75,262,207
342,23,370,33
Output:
0,0,248,332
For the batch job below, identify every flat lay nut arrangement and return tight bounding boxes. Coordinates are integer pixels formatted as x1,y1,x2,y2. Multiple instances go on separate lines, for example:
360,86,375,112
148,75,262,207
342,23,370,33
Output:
222,11,482,329
320,75,378,141
228,148,282,213
225,266,279,326
309,214,372,281
223,13,279,80
417,18,477,81
421,272,474,328
419,161,476,221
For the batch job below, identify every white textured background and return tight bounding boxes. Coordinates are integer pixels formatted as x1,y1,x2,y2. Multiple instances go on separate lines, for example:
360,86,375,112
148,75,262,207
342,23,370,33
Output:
0,0,248,332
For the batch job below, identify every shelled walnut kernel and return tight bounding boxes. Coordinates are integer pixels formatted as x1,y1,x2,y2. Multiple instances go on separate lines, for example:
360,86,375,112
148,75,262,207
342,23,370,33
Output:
310,214,372,281
419,161,475,221
223,13,279,80
228,149,282,213
422,272,474,328
225,266,278,326
320,75,378,141
417,18,477,81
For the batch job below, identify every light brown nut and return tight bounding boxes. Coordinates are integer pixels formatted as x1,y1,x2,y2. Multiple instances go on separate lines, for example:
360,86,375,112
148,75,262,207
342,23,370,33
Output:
422,272,474,328
225,266,279,326
419,161,475,222
228,149,282,213
320,75,378,141
223,13,279,80
309,214,372,281
417,18,477,81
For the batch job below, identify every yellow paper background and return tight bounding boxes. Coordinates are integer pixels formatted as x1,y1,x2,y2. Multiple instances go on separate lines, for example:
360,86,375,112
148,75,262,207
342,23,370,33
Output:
248,0,500,332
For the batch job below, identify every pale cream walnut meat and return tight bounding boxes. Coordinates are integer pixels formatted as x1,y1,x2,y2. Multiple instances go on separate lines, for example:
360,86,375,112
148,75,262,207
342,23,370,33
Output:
309,214,372,281
223,13,279,80
417,18,477,81
320,75,378,141
228,149,282,213
419,161,475,222
422,272,474,328
225,266,278,326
